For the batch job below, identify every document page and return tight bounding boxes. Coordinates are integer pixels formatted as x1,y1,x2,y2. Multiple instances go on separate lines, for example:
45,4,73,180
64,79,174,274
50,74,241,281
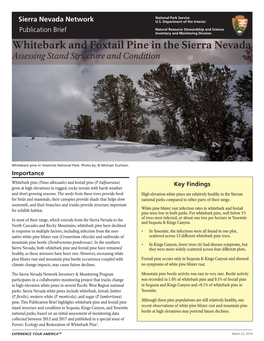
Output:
3,2,263,341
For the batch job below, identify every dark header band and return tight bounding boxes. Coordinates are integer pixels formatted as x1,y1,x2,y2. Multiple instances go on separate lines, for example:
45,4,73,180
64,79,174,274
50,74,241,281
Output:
12,12,252,39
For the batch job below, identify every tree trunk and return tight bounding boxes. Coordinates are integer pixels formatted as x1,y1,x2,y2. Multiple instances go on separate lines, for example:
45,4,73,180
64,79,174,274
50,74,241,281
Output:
189,114,200,144
117,112,123,137
210,127,217,143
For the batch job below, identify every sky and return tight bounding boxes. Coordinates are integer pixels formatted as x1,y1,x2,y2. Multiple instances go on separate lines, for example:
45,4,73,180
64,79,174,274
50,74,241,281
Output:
12,64,158,137
12,50,252,138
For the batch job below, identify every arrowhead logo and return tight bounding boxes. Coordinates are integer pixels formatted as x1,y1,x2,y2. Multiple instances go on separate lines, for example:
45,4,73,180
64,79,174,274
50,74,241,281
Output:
232,15,248,36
